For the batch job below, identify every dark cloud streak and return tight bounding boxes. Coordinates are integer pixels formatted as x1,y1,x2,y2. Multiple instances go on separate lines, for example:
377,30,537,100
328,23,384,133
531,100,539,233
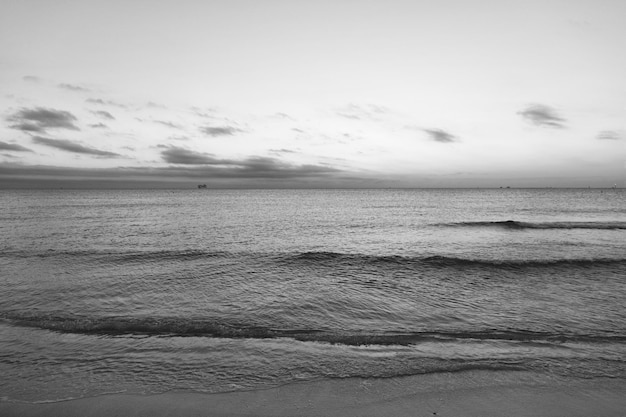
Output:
91,110,115,120
32,136,120,157
0,162,353,189
269,148,296,154
229,157,339,179
86,98,127,108
160,146,339,179
58,83,90,92
155,120,182,129
161,146,230,165
0,141,33,152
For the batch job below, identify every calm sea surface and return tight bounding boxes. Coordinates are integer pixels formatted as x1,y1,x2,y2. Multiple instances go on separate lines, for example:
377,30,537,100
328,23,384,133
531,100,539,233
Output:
1,189,625,402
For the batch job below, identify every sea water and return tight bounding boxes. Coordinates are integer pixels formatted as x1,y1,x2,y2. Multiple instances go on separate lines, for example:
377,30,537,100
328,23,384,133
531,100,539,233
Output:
0,188,624,402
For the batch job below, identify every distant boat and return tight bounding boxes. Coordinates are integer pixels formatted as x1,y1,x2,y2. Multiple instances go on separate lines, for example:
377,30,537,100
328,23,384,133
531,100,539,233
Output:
197,184,207,189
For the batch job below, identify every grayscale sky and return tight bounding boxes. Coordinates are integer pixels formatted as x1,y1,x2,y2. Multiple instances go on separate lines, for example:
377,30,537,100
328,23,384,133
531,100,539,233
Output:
1,0,625,188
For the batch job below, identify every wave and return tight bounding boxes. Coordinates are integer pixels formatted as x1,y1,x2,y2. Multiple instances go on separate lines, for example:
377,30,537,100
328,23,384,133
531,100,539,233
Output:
443,220,626,230
4,248,626,270
3,315,623,345
288,251,626,269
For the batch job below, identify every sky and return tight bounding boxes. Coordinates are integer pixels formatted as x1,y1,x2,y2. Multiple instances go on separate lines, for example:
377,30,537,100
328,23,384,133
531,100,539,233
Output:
1,0,625,188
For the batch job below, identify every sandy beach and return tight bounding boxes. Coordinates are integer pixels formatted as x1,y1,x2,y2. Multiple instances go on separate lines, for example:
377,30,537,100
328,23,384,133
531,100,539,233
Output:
2,371,625,417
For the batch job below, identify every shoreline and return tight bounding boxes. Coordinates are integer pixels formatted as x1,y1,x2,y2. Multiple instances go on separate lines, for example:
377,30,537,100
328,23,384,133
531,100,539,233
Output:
2,371,625,417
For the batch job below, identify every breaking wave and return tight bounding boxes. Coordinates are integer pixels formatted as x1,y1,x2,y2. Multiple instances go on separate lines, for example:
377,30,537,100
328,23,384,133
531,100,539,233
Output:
2,314,623,345
5,248,625,270
287,251,626,269
443,220,626,230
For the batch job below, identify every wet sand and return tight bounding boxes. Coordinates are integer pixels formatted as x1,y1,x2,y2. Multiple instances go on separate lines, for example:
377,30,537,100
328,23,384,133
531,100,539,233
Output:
2,371,625,417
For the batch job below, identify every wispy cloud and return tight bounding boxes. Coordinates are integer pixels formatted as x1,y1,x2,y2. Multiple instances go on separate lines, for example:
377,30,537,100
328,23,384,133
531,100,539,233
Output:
168,135,190,141
336,103,389,120
271,112,296,120
269,148,297,154
154,120,182,129
423,128,457,143
518,104,566,128
190,107,218,119
7,107,80,133
22,75,41,83
89,123,109,129
91,110,115,120
58,83,90,92
85,98,127,108
200,125,242,136
596,130,622,140
32,136,120,157
146,101,167,109
0,141,33,152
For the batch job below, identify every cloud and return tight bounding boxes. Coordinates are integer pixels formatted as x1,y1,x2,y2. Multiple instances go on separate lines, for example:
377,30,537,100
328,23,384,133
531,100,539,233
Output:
0,141,32,152
161,146,230,165
271,112,296,120
22,75,41,83
89,123,109,129
518,104,566,128
85,98,127,108
86,98,107,105
0,160,349,189
190,107,218,118
155,120,182,129
269,148,296,154
596,130,622,140
146,101,167,109
58,83,90,92
160,147,339,179
200,125,242,136
336,103,389,120
230,157,339,178
423,128,457,143
32,136,120,157
7,107,80,133
168,135,190,141
91,110,115,120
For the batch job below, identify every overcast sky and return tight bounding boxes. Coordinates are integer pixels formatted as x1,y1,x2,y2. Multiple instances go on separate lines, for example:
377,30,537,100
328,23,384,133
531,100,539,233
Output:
1,0,625,188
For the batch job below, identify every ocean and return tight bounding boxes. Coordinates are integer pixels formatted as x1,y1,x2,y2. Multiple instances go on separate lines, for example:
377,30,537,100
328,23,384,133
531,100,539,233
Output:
1,188,624,403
